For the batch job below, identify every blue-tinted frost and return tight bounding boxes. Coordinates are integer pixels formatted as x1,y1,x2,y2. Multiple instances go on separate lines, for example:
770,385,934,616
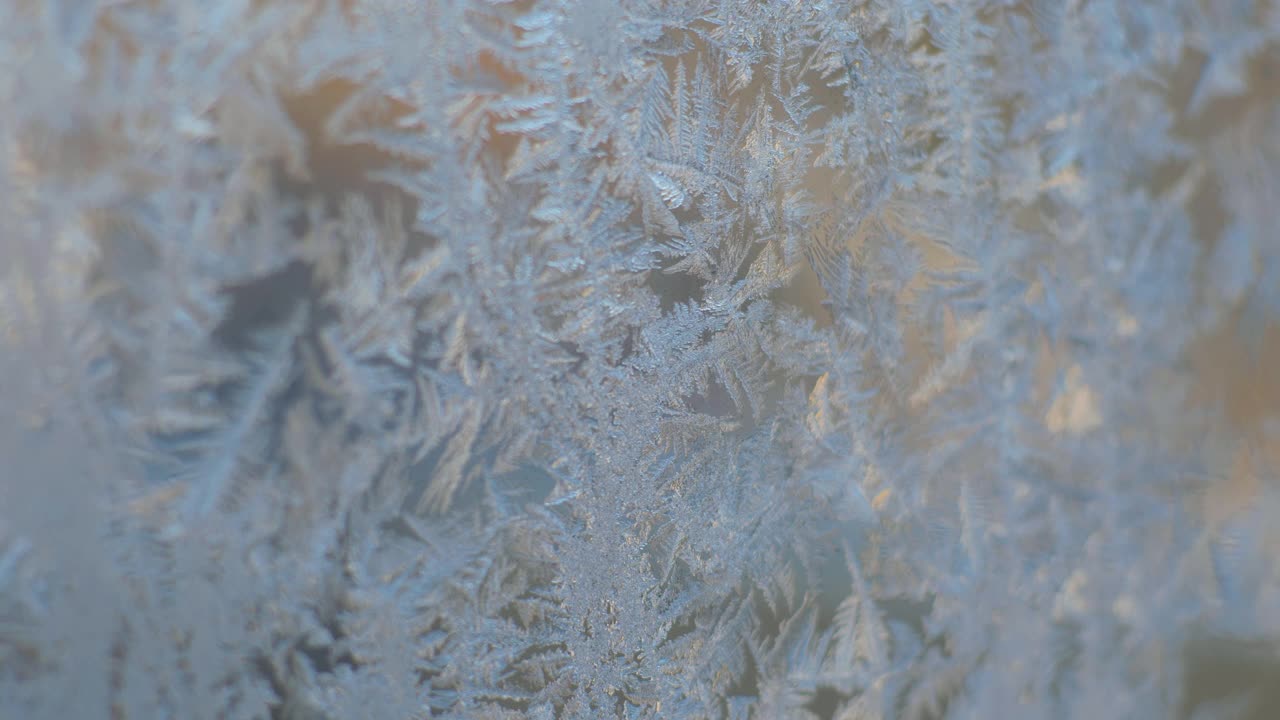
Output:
2,1,1280,718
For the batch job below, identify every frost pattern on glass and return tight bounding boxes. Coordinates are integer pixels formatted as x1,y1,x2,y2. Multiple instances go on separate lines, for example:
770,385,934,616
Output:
3,1,1280,718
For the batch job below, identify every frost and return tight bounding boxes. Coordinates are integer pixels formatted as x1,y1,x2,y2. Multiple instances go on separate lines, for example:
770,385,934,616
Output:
3,1,1280,719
